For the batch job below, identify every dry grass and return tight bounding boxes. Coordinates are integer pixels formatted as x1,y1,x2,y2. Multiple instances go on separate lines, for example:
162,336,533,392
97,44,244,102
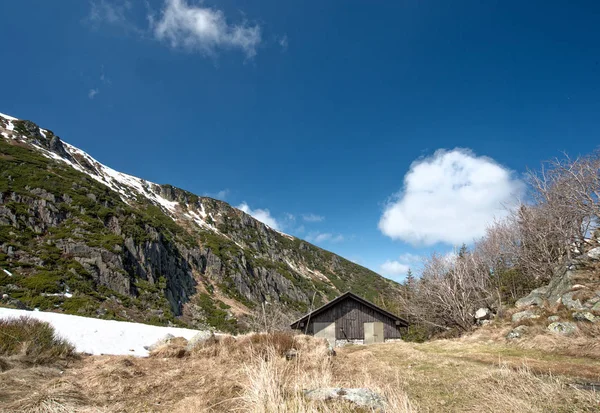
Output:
1,330,599,412
0,316,76,369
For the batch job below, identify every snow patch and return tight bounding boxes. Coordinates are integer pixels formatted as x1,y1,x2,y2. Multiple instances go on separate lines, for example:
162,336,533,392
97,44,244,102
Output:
0,308,205,357
0,112,18,121
199,202,207,218
276,230,295,240
2,268,12,277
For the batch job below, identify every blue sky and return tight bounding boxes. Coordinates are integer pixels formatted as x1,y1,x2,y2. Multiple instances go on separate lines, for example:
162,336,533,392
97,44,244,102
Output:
1,1,599,281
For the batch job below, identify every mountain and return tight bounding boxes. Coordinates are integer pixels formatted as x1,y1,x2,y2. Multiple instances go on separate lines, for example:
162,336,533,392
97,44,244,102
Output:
0,112,401,331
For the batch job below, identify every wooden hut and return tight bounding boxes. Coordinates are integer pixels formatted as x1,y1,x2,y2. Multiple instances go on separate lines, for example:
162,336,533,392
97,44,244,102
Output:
290,292,409,347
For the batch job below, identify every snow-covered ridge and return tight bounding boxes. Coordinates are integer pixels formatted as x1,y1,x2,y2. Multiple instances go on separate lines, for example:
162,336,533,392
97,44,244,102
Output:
0,112,221,231
0,112,298,248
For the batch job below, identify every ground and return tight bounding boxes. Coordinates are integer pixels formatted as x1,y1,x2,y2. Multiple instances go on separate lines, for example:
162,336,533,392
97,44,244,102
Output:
1,325,600,412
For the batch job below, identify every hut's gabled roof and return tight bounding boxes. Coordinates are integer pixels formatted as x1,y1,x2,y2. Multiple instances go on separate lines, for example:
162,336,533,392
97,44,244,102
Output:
289,291,409,329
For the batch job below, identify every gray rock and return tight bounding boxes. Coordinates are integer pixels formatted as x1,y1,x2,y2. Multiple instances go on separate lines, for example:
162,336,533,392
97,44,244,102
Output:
592,301,600,313
475,308,492,320
506,325,529,340
547,315,560,322
512,310,540,323
480,319,492,326
561,291,586,311
586,295,600,306
285,349,298,360
586,247,600,260
548,322,577,335
185,331,213,351
144,334,175,351
572,312,598,323
515,294,544,309
547,266,576,305
303,388,387,411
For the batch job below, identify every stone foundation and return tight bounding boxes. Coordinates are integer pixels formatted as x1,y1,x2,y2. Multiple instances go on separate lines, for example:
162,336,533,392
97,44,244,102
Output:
334,338,404,347
335,339,364,347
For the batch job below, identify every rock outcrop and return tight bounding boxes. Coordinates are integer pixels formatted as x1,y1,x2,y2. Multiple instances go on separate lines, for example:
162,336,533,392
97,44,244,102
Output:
0,114,402,332
510,236,600,333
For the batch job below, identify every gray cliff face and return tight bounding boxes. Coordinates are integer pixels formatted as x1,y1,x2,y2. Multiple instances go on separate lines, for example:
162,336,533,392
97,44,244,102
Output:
0,116,401,331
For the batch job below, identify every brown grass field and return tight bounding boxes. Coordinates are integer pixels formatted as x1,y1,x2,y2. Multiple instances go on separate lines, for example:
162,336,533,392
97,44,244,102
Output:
1,323,600,412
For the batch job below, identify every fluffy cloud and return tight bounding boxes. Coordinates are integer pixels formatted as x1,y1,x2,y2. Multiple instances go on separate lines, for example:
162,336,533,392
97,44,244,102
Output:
379,149,525,246
151,0,261,57
380,260,410,277
379,253,421,277
88,89,99,99
237,202,280,230
306,232,344,243
302,214,325,223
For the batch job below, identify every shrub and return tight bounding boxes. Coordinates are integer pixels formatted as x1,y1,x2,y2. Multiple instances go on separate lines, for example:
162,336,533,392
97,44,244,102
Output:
0,316,76,364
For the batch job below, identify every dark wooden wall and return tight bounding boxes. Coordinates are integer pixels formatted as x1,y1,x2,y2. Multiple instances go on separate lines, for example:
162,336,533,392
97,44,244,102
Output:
304,297,402,340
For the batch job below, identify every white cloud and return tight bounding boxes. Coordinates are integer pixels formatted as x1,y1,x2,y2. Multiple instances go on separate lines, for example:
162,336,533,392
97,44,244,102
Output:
88,0,132,27
203,189,229,200
237,202,280,230
302,214,325,223
150,0,261,57
88,89,100,99
379,149,525,246
306,232,344,243
215,189,229,199
379,253,421,277
380,260,410,277
278,35,288,51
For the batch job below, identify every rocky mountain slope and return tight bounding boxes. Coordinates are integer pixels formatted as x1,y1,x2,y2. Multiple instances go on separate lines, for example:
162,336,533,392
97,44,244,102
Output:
0,112,401,331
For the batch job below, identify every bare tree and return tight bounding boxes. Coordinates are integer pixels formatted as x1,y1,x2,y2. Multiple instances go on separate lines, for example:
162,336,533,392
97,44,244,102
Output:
402,251,492,332
517,152,600,279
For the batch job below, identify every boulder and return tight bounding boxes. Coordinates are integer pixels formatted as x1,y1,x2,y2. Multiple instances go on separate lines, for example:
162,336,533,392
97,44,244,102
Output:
561,292,586,311
475,308,492,321
572,312,598,323
303,388,387,411
548,322,577,335
185,331,213,351
592,301,600,313
506,325,529,340
144,334,175,351
586,247,600,260
511,310,540,323
547,315,560,322
515,287,548,309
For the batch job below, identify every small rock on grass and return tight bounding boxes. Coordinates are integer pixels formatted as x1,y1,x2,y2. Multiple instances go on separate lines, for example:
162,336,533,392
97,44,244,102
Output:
547,321,577,335
304,388,387,411
506,325,529,340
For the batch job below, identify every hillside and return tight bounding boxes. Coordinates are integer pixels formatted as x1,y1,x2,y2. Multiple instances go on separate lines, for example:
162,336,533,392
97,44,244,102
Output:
0,112,401,332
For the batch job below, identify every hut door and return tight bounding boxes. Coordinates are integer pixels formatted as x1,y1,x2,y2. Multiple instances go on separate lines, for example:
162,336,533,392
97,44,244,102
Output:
314,322,336,347
364,322,384,344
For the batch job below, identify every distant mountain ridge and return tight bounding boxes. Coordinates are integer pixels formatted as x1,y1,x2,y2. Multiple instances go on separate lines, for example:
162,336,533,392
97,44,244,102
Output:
0,112,401,331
